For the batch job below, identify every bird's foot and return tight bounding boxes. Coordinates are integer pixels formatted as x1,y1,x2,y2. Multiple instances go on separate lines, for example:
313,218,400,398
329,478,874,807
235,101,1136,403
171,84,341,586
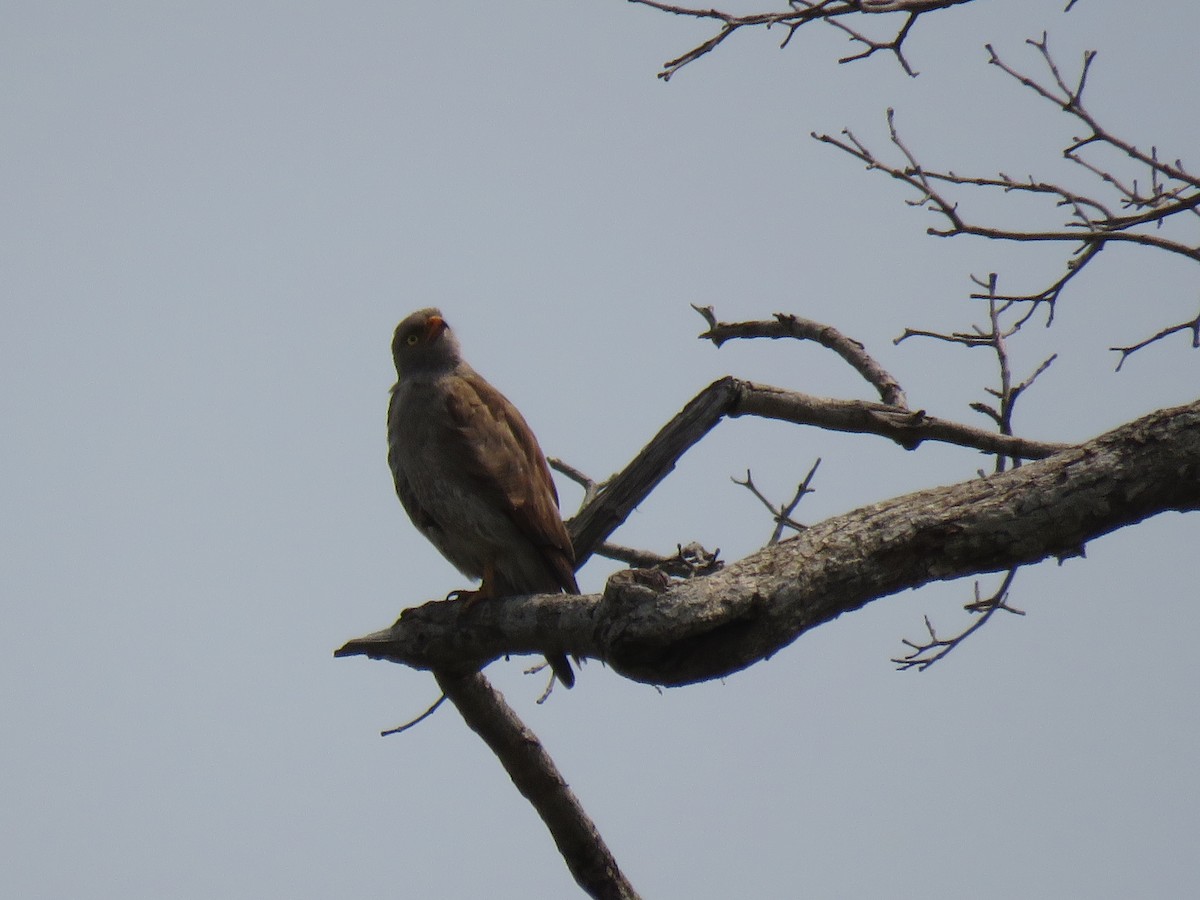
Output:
446,587,487,609
447,563,499,609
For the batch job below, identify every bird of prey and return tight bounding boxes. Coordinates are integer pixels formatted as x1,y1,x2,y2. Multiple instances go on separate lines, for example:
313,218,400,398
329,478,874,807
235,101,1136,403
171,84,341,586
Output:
386,307,577,688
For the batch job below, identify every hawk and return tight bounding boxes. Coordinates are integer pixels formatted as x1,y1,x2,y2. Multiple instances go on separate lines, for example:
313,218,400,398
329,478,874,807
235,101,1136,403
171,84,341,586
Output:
386,308,577,688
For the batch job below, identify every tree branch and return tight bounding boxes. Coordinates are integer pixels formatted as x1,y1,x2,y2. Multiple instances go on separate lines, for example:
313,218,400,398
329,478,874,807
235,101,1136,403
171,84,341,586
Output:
815,110,1200,262
595,540,724,578
565,376,1065,569
732,459,820,544
694,305,909,407
813,40,1200,335
344,322,1067,897
338,396,1200,686
1109,304,1200,371
434,672,642,900
734,380,1065,457
628,0,978,80
892,567,1024,671
567,377,740,563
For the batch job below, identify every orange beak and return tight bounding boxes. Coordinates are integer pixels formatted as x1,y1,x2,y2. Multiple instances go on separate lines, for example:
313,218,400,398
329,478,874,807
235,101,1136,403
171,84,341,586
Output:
424,315,447,343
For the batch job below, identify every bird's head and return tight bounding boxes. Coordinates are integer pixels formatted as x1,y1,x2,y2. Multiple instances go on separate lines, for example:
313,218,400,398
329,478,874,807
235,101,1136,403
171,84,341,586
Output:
391,307,462,377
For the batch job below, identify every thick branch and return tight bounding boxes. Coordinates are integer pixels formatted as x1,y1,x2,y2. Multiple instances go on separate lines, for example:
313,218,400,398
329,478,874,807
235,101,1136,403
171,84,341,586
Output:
338,397,1200,686
434,672,641,900
567,377,1064,566
734,381,1064,457
568,377,738,563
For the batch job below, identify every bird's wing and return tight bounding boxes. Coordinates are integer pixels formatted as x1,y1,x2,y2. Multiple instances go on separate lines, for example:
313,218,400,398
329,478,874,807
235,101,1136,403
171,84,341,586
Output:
387,386,442,534
442,368,579,592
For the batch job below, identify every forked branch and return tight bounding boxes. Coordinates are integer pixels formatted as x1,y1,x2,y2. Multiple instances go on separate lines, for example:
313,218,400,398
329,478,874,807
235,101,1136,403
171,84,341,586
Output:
814,39,1200,332
629,0,979,79
567,375,1066,564
893,568,1025,671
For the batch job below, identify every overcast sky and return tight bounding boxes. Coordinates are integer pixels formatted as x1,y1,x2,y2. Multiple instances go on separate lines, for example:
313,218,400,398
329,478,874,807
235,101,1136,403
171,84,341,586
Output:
3,2,1198,898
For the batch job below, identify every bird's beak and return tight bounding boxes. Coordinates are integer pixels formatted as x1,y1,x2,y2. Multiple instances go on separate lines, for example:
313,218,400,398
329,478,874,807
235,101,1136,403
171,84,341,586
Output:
424,315,447,343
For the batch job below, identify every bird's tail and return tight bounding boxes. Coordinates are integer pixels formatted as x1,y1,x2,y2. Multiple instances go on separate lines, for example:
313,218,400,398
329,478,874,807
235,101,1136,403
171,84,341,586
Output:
547,652,575,689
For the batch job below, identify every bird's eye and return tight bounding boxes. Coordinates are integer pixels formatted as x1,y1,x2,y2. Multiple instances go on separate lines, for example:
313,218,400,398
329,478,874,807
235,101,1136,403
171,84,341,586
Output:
405,334,419,346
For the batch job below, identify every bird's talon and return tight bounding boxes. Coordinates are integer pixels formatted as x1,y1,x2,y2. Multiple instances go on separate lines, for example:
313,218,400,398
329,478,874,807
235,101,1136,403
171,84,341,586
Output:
447,587,486,609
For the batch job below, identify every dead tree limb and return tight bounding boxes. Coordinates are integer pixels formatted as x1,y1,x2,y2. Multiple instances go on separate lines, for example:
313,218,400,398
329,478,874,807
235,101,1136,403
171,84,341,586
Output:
434,672,642,900
338,396,1200,686
693,305,909,408
1110,304,1200,371
814,39,1200,332
628,0,979,80
567,376,1065,566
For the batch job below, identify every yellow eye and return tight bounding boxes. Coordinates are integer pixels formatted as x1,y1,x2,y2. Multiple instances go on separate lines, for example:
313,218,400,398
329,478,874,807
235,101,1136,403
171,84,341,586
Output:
405,334,419,346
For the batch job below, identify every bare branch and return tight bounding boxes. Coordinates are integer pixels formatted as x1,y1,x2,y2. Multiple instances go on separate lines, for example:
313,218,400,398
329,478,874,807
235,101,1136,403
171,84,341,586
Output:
596,541,675,570
628,0,977,80
988,37,1200,193
567,377,739,563
814,112,1200,262
694,305,909,407
596,540,724,578
566,376,1066,567
381,693,447,737
1012,352,1057,400
549,456,602,511
434,671,642,900
893,568,1024,671
770,460,820,544
732,459,821,545
733,381,1066,457
825,9,920,76
1110,304,1200,371
814,43,1200,337
550,459,726,574
895,327,991,348
898,278,1059,472
967,242,1104,318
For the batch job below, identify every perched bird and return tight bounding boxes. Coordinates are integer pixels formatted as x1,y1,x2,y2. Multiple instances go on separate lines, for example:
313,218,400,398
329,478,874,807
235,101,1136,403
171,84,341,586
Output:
386,308,577,688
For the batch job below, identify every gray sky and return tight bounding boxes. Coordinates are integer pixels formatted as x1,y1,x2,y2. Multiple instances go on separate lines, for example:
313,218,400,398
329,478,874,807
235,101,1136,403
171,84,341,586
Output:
3,2,1197,898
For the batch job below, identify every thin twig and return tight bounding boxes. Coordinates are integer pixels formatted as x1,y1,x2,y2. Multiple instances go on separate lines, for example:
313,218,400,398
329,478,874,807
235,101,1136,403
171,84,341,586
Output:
381,693,447,737
732,459,821,545
893,568,1024,671
771,458,821,545
629,0,974,80
816,55,1199,342
597,540,724,577
1110,304,1200,371
549,456,602,510
897,276,1057,472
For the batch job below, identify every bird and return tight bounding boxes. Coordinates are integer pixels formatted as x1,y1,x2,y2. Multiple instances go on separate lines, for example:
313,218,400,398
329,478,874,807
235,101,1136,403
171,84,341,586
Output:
386,307,577,688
